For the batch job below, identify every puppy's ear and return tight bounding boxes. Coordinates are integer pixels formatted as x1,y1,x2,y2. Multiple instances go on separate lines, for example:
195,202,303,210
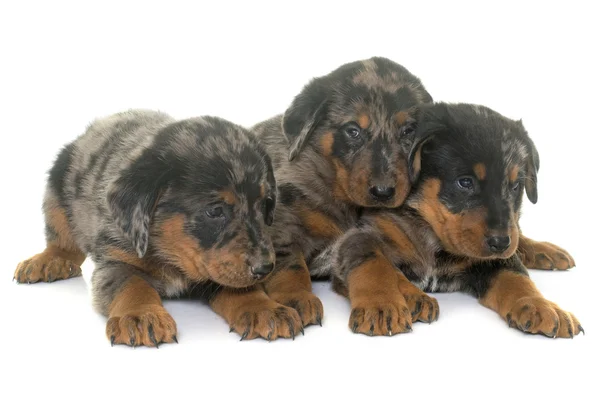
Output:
407,104,447,183
264,152,277,226
521,125,540,204
107,154,172,257
282,80,328,161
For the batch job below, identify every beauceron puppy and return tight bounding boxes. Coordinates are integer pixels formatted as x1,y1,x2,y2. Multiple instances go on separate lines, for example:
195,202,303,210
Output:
313,102,583,338
13,109,305,346
251,57,433,327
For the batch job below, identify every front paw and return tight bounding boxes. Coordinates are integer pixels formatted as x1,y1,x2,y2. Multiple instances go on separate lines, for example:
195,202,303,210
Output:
349,292,412,336
230,301,303,341
403,290,439,323
519,240,575,270
270,290,323,327
106,305,178,347
506,297,583,338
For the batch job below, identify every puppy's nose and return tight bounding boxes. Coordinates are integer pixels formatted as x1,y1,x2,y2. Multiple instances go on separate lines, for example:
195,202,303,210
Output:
251,262,274,279
369,185,395,201
487,236,511,253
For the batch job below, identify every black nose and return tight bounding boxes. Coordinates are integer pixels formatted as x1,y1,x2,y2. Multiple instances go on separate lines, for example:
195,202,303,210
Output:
487,236,511,253
369,185,395,201
251,262,274,278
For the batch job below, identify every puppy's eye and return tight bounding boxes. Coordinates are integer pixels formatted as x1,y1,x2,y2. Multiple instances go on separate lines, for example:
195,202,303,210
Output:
456,177,475,190
205,206,224,218
512,181,520,192
343,123,361,139
402,126,415,136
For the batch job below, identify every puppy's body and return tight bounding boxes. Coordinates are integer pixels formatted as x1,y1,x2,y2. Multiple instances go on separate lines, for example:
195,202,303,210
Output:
252,57,433,325
14,109,304,346
315,103,582,337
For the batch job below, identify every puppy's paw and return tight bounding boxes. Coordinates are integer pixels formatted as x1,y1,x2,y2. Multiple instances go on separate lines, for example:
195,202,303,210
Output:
519,240,575,270
506,297,583,338
270,290,324,327
349,292,412,336
14,253,81,284
403,290,439,323
106,305,178,348
230,301,303,341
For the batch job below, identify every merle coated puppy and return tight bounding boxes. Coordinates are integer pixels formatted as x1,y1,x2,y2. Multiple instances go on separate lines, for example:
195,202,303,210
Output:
13,109,304,346
251,57,433,326
313,102,582,338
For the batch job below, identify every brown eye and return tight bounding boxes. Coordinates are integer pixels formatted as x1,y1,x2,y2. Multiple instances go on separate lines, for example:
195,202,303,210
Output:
342,123,361,139
457,176,475,190
402,126,415,136
205,206,224,218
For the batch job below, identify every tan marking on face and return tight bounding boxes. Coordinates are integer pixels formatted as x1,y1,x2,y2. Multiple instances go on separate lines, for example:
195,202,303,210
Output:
357,113,370,129
320,131,334,156
509,165,520,183
156,215,208,280
332,159,351,201
395,111,409,125
260,184,266,198
219,190,237,205
298,208,343,239
474,163,486,180
412,179,490,258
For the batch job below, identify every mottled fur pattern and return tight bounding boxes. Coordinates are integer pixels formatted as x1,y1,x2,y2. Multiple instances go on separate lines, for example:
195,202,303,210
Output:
314,103,582,338
13,109,309,346
251,57,433,325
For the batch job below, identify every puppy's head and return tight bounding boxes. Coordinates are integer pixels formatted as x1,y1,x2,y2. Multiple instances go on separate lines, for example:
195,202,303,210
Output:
282,57,432,208
407,103,539,259
107,117,277,288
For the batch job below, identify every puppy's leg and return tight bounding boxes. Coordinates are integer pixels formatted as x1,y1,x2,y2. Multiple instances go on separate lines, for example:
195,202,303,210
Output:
92,261,177,347
14,189,86,283
210,286,303,341
263,251,323,327
518,233,575,270
333,227,438,336
471,257,583,338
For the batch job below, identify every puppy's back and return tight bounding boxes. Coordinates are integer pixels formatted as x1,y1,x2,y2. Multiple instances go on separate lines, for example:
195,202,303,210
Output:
50,109,175,253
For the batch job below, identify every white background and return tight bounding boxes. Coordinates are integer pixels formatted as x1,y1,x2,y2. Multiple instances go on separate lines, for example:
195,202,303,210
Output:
1,1,598,396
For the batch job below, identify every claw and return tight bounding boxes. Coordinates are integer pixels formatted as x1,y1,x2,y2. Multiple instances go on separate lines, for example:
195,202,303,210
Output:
369,322,374,336
129,337,135,346
317,314,322,327
578,325,585,335
172,335,178,344
240,329,249,341
386,316,392,336
412,300,422,317
300,326,305,336
229,327,234,333
287,319,295,340
523,320,532,331
568,327,574,338
551,320,559,338
352,321,358,333
110,336,115,347
406,322,412,332
148,325,159,348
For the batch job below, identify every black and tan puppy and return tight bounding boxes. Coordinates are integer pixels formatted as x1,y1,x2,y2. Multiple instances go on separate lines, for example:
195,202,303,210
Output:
314,102,582,338
13,109,304,346
251,57,433,326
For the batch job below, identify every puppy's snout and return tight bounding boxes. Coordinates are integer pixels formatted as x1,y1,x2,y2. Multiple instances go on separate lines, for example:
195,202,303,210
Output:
486,235,511,253
250,262,274,279
369,185,395,201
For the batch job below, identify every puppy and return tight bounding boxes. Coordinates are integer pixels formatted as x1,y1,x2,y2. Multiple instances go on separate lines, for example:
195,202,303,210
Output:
13,109,304,346
251,57,433,326
313,102,582,338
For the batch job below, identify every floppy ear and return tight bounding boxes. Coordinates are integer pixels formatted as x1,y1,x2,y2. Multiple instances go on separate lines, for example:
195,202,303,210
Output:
264,152,277,226
407,104,446,183
282,80,328,161
107,154,172,258
523,135,540,204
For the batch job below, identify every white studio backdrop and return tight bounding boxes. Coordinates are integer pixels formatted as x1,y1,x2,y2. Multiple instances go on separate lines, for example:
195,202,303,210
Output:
0,1,598,396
